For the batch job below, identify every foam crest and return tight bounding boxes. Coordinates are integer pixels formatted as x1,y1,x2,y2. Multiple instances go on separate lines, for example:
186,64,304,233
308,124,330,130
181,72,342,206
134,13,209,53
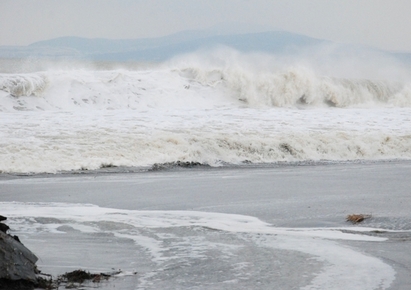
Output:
177,64,409,108
0,69,234,112
1,49,411,112
0,73,48,97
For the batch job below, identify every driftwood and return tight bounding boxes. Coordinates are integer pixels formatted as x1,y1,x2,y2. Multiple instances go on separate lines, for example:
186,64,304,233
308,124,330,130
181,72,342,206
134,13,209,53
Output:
346,214,372,224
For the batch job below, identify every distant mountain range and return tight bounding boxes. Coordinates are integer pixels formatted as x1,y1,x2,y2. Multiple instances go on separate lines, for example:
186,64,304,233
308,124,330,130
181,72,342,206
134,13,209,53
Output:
0,30,326,61
1,29,410,63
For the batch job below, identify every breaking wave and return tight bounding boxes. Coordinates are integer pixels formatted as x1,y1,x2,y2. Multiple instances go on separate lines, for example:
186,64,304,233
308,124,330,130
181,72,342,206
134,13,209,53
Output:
178,66,410,107
1,58,411,112
1,52,411,173
0,73,48,97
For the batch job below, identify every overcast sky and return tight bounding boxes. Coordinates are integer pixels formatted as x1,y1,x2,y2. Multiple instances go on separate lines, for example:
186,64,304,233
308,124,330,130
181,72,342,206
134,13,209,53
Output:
1,0,411,52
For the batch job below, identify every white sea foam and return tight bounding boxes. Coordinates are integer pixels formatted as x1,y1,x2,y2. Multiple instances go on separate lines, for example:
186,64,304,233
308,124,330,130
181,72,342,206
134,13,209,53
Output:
0,202,396,290
0,51,411,173
0,73,48,98
0,108,410,173
1,49,411,111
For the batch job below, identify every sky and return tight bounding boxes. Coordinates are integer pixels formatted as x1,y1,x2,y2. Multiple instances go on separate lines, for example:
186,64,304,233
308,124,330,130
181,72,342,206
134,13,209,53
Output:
1,0,411,52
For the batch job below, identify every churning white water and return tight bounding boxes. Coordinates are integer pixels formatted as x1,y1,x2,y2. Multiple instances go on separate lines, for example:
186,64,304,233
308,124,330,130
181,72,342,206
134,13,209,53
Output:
1,49,411,173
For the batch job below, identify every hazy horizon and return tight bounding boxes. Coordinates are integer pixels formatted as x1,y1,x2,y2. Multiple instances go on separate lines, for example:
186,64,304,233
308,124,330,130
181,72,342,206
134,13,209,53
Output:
2,1,411,52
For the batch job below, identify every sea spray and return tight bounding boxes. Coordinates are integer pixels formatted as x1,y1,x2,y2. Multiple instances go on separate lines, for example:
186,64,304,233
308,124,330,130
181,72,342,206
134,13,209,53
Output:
1,54,411,112
0,50,410,173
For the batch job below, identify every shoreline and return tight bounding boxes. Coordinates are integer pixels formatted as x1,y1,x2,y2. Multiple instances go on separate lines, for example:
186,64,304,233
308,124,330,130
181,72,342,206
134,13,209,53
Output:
1,158,410,180
2,161,411,289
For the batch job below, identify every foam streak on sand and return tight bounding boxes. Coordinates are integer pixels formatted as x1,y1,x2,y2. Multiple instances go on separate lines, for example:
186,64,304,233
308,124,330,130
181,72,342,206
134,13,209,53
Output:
0,202,395,290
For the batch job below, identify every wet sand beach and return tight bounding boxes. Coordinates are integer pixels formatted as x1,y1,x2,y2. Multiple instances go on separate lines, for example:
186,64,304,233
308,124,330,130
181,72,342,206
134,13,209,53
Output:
1,161,410,289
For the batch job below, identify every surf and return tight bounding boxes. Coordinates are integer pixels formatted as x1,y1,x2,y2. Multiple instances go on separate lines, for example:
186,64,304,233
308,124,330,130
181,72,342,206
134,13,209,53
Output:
1,48,411,112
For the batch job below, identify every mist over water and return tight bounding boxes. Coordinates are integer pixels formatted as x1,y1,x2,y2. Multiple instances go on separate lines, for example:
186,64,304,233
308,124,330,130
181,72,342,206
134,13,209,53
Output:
2,46,411,111
1,46,411,173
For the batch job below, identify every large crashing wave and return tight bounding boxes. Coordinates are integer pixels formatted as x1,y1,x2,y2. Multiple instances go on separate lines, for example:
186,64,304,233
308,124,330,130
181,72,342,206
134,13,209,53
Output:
1,52,411,173
1,53,411,111
178,66,410,107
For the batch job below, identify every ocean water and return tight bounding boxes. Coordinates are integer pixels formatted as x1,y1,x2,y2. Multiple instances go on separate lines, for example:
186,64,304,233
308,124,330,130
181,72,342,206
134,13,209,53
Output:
1,49,411,289
1,50,411,174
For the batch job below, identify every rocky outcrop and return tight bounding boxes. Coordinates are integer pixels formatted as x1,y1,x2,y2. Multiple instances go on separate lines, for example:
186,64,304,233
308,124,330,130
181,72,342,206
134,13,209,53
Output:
0,216,38,284
0,215,124,289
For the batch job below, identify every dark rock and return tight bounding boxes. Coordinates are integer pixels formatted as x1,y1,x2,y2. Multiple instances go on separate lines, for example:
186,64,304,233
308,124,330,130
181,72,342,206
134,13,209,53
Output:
0,231,38,283
12,235,21,243
150,161,209,171
0,278,35,290
0,216,6,222
0,224,9,234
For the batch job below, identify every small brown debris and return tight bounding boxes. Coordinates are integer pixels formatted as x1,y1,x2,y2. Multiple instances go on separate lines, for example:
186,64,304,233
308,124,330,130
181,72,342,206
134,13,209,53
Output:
92,274,101,283
346,214,372,224
57,269,117,287
61,270,95,284
371,230,386,234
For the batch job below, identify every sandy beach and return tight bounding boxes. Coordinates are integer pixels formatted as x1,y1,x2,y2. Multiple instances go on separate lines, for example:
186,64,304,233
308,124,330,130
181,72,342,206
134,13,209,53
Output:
1,161,410,289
